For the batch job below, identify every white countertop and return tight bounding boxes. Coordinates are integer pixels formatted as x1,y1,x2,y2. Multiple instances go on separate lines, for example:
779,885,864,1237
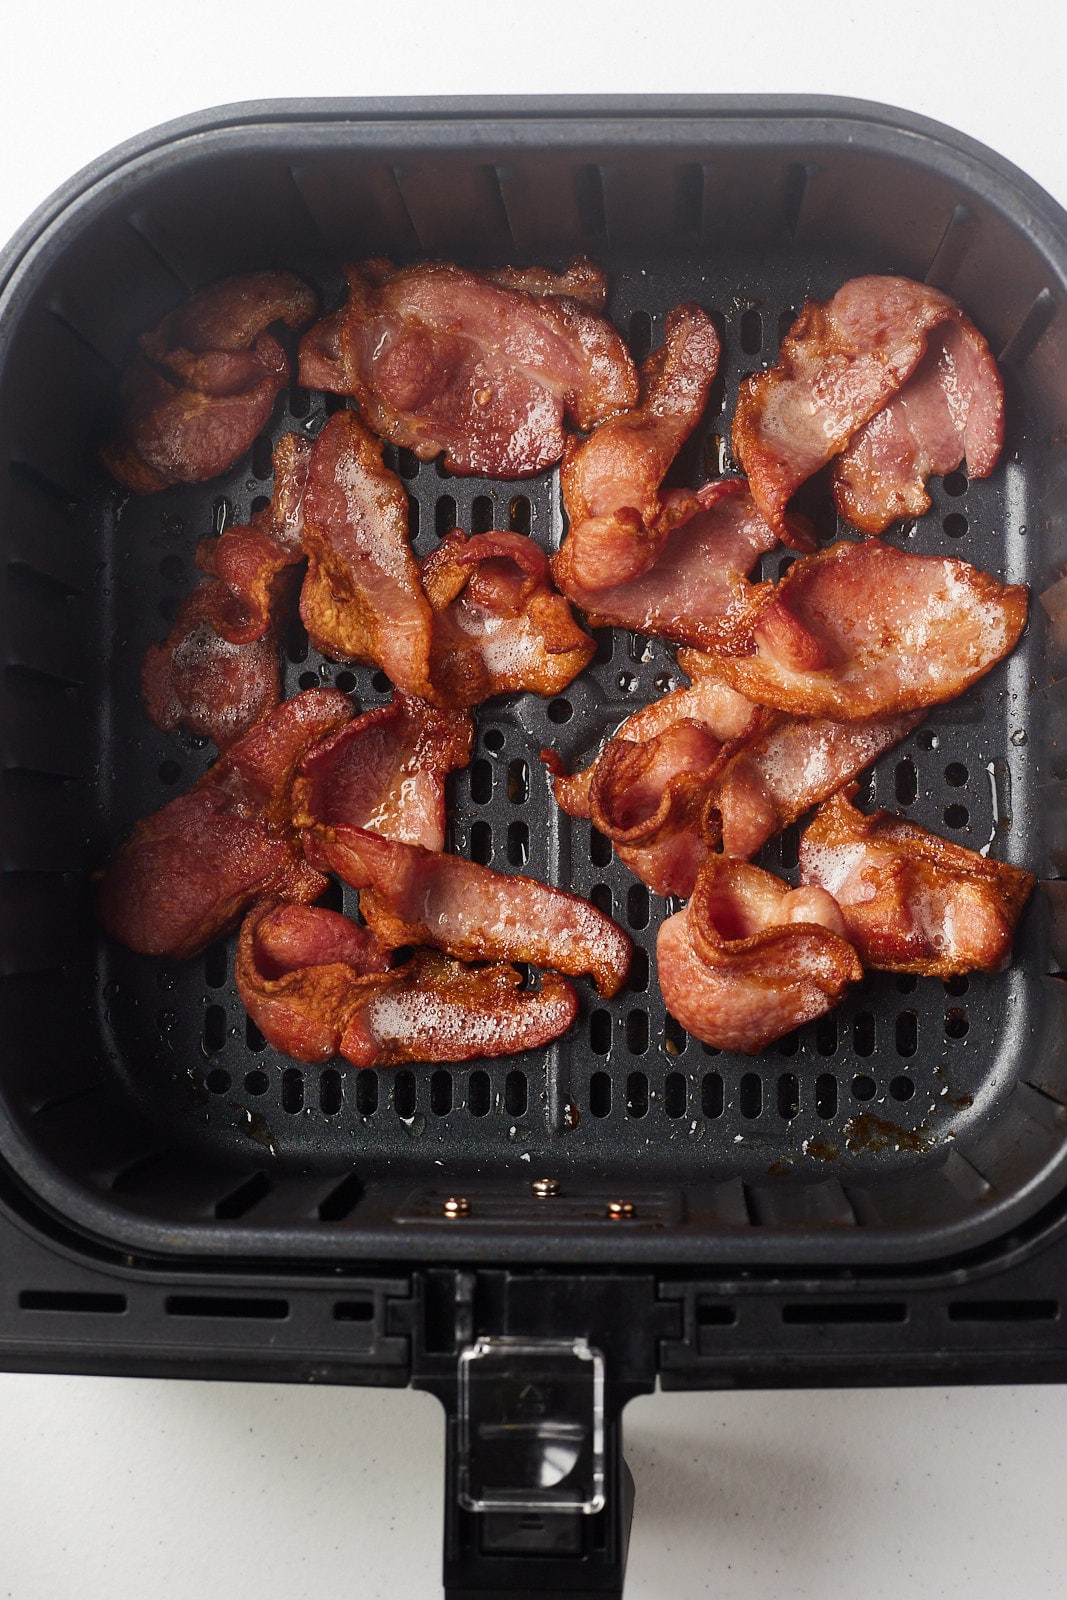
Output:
2,2,1067,1595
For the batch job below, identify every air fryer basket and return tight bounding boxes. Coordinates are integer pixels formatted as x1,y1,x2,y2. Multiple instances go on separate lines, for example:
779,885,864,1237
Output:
1,96,1066,1272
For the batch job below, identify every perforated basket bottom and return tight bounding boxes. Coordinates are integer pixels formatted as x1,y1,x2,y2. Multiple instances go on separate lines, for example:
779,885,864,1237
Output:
91,247,1038,1200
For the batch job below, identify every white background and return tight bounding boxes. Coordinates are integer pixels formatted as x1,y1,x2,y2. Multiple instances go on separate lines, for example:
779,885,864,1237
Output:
2,2,1067,1595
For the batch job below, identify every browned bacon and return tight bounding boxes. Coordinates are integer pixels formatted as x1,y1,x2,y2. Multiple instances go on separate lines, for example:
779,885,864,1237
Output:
308,824,632,998
555,479,790,651
103,272,316,493
699,539,1027,719
733,276,1003,536
236,900,579,1065
297,257,637,477
293,693,473,852
423,529,595,706
830,318,1004,533
299,410,434,698
798,788,1035,976
553,305,721,591
657,859,862,1053
97,689,352,959
142,433,312,748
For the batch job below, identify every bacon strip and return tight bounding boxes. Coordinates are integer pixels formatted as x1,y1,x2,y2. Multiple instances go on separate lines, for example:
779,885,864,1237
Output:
236,901,579,1065
732,275,981,536
299,410,434,698
553,305,721,591
832,318,1005,534
293,693,473,852
142,433,312,748
297,257,637,477
423,529,595,706
97,689,352,959
102,272,316,493
657,859,862,1054
699,539,1027,719
555,479,789,651
309,824,632,998
798,788,1035,976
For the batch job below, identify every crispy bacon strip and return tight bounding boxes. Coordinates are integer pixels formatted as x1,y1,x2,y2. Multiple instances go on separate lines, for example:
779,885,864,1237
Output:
297,257,637,477
142,433,312,748
555,480,794,652
798,788,1035,976
698,539,1027,719
309,824,632,998
299,410,434,698
97,689,352,959
293,693,473,852
553,305,721,590
657,859,862,1054
103,272,316,493
831,318,1004,534
236,900,578,1065
732,275,984,535
423,529,595,706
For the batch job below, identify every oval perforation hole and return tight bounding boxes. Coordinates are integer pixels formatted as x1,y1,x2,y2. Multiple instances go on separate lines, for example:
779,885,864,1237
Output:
286,618,309,664
943,471,968,497
202,1005,226,1054
626,1071,649,1117
505,1070,528,1116
335,670,356,693
251,434,273,480
779,823,800,870
298,670,319,691
397,447,420,480
509,495,531,534
371,670,392,694
701,1072,724,1118
245,1016,267,1053
664,1072,687,1118
435,494,457,538
815,1073,838,1119
320,1068,344,1115
945,1008,969,1039
590,827,612,867
470,820,493,865
665,1015,687,1056
204,942,228,989
589,1071,612,1117
467,1070,490,1117
471,494,495,535
815,1013,837,1056
629,310,653,363
470,759,492,804
507,820,529,865
483,727,505,753
777,1073,800,1119
507,759,530,804
895,759,917,805
739,1073,762,1118
945,762,968,787
627,883,649,930
547,698,573,723
281,1068,304,1114
593,630,614,664
628,947,649,993
206,1068,231,1094
355,1071,378,1118
896,1011,918,1057
852,1074,876,1101
393,1070,415,1119
890,1074,915,1102
854,1012,875,1057
590,883,612,916
945,974,969,996
944,512,967,538
590,1009,612,1055
626,1010,649,1055
739,308,763,354
944,803,969,829
244,1069,268,1096
431,1069,453,1116
777,1030,799,1058
778,307,797,345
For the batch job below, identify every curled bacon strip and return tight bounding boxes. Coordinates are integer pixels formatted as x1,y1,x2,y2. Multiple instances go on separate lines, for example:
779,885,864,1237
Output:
297,257,637,477
799,788,1035,976
309,824,632,998
293,693,473,852
699,539,1027,719
97,689,352,959
236,900,579,1066
423,529,594,706
299,410,434,698
553,304,721,591
102,272,316,493
556,480,795,652
657,859,862,1054
142,432,312,748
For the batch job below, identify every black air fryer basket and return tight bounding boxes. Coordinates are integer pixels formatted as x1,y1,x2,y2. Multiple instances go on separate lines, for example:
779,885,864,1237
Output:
2,96,1067,1596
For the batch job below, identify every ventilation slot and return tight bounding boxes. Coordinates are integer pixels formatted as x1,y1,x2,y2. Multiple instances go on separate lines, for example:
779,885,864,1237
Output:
815,1073,838,1118
334,1299,375,1322
394,1070,416,1119
431,1069,453,1116
281,1069,304,1114
626,1071,649,1118
664,1072,687,1118
318,1170,364,1222
165,1295,288,1320
505,1070,528,1116
947,1300,1059,1322
702,1073,724,1118
468,1070,490,1117
696,1302,737,1327
19,1290,126,1315
739,1073,762,1118
355,1072,379,1118
214,1171,271,1220
590,1071,612,1117
777,1074,800,1120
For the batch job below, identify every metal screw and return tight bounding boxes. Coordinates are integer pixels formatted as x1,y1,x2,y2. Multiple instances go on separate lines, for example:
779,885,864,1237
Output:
442,1195,470,1219
532,1178,562,1199
606,1200,636,1221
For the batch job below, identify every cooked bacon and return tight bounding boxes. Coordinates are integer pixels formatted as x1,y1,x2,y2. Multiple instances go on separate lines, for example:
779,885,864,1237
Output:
142,433,312,748
236,900,579,1065
308,824,632,998
555,479,791,650
297,257,637,477
553,305,721,591
798,787,1035,976
698,539,1027,719
832,318,1004,533
657,858,862,1053
293,693,473,851
732,276,1002,536
423,529,595,705
97,689,351,959
485,259,608,309
299,410,434,698
102,271,316,493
